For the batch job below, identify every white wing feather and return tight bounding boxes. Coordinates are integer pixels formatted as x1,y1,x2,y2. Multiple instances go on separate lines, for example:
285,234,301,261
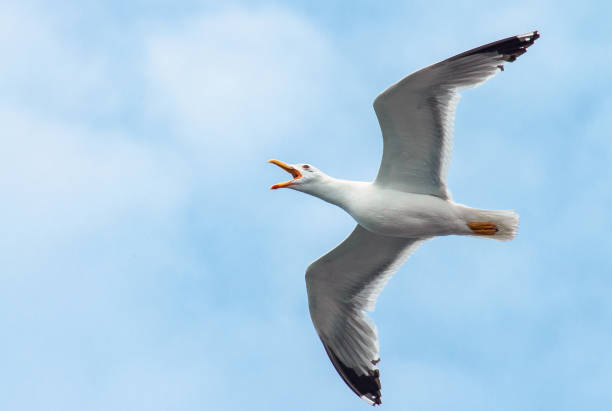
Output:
306,225,423,405
373,31,539,198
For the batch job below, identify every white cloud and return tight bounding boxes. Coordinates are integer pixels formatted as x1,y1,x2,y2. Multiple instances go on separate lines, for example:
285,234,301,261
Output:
1,4,347,253
0,107,189,248
0,4,121,121
144,7,343,161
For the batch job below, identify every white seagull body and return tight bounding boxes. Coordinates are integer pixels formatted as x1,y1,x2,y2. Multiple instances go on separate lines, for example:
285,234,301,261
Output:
269,31,539,405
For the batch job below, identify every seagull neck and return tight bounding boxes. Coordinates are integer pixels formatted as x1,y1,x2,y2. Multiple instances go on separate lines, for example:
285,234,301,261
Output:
309,177,363,208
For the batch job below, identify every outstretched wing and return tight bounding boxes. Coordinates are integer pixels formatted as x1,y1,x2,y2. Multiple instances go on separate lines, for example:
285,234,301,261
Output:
373,31,539,199
306,225,423,405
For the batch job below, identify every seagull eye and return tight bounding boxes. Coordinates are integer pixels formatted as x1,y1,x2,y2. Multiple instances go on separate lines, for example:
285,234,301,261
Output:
302,164,310,169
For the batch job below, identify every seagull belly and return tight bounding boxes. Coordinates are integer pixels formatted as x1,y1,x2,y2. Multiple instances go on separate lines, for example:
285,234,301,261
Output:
349,191,464,238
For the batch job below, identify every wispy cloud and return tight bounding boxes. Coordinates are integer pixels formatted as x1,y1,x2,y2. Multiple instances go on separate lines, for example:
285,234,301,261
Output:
145,7,342,159
2,1,612,410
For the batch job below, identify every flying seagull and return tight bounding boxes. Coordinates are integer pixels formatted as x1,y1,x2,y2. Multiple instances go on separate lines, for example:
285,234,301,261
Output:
269,31,539,406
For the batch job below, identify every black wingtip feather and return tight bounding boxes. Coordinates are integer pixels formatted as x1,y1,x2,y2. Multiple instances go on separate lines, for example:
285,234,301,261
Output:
447,30,540,65
322,343,382,405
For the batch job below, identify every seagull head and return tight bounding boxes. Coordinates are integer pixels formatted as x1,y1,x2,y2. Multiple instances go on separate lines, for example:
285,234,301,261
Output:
268,159,325,191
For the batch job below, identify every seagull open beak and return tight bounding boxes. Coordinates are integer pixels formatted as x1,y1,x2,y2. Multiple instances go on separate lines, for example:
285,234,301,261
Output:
268,159,302,189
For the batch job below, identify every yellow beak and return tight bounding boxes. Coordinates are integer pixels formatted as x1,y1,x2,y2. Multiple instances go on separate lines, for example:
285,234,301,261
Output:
268,159,302,189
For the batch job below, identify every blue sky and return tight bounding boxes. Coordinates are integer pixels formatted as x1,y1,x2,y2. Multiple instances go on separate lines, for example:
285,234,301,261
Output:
2,1,611,410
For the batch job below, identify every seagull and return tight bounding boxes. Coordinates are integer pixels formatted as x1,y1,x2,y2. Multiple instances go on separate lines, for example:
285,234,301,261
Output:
269,31,539,406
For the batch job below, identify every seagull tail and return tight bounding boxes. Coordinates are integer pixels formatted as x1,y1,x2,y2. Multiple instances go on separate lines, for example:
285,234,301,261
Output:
465,208,519,241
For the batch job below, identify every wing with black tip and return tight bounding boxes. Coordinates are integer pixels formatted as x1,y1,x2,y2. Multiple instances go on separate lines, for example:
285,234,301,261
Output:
306,225,423,405
373,31,539,199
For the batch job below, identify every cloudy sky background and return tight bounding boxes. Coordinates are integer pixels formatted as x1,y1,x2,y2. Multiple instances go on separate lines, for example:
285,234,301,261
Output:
2,1,611,410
